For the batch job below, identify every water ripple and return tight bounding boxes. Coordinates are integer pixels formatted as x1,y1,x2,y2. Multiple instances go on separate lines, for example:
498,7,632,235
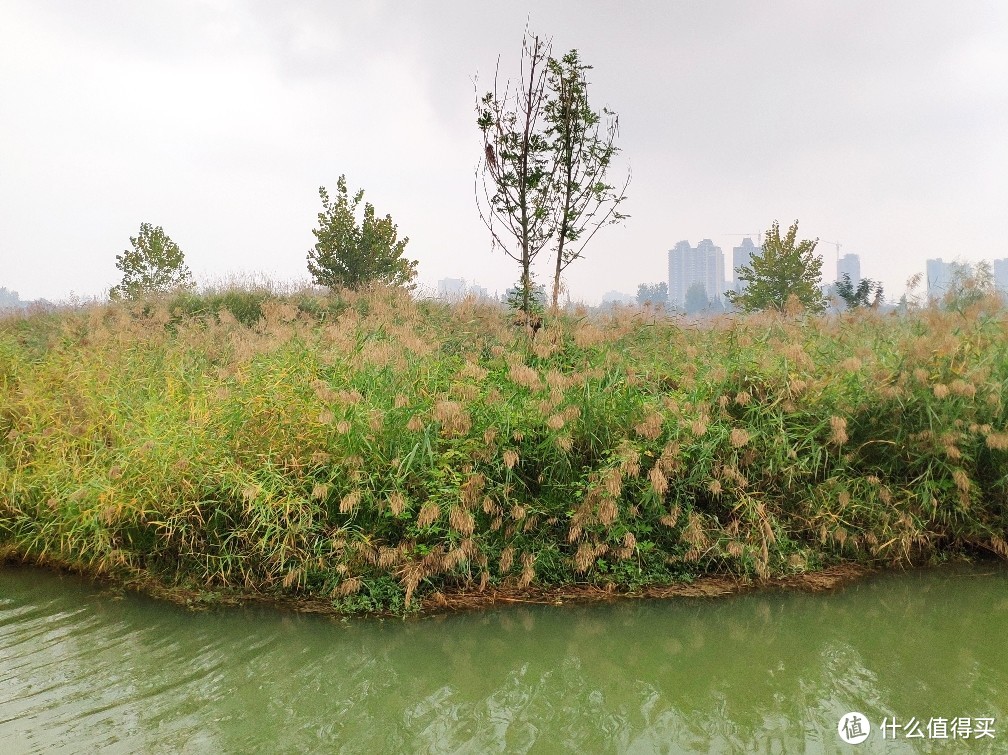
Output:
0,564,1006,753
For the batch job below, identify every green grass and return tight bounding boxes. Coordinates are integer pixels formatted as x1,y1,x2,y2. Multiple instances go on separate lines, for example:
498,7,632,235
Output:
1,285,1006,613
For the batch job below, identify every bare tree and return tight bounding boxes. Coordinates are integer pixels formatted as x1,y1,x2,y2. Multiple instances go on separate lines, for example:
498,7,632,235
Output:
475,29,558,318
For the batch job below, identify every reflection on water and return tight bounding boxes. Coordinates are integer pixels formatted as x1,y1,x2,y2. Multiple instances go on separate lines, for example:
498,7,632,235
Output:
1,565,1006,753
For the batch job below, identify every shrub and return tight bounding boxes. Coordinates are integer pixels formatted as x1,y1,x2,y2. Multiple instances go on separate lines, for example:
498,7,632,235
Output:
307,177,418,291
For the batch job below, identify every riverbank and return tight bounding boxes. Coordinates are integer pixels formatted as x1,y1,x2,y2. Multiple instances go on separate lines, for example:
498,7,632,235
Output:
1,286,1006,615
0,548,874,617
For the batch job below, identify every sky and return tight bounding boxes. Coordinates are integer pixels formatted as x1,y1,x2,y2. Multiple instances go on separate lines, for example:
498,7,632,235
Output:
1,0,1006,305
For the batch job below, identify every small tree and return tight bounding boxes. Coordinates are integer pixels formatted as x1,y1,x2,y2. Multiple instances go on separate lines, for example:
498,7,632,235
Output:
836,273,884,310
476,30,557,318
110,223,193,300
307,176,418,291
636,281,668,308
684,282,709,315
725,220,825,313
544,49,629,311
505,275,547,318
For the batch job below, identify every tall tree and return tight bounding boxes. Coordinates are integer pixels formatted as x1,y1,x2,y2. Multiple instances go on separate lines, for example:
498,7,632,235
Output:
725,220,826,313
544,49,629,310
110,223,193,300
307,176,418,291
476,30,557,318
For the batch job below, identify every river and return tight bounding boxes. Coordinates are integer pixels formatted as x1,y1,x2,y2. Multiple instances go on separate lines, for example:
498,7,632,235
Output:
1,564,1005,753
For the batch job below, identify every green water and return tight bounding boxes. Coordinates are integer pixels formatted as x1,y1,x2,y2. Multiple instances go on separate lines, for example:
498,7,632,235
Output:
1,565,1005,753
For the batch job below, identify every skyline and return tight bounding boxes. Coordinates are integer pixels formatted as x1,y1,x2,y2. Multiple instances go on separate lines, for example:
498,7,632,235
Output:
2,1,1006,305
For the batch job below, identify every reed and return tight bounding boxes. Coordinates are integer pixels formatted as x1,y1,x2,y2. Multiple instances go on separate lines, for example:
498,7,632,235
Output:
1,285,1006,613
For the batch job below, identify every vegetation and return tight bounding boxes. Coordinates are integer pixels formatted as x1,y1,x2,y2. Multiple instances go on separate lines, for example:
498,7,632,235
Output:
685,283,710,315
943,260,996,314
544,49,629,310
504,276,547,321
476,30,628,317
836,273,884,310
1,285,1007,615
476,30,556,319
0,287,23,310
110,223,193,300
727,220,825,314
636,282,668,309
307,176,418,292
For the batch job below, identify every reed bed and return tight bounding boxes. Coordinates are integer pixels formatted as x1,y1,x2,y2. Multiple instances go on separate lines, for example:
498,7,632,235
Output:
1,286,1006,613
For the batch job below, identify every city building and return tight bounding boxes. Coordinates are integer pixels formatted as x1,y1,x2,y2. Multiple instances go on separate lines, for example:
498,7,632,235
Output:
437,277,491,301
437,277,466,299
925,258,970,301
731,238,760,294
668,239,725,307
837,253,861,286
992,258,1008,294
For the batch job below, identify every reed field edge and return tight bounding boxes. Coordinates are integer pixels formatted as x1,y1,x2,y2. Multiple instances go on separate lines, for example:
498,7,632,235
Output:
1,285,1006,615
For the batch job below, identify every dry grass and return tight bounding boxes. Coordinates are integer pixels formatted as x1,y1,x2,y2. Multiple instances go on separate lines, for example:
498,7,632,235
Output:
1,284,1006,613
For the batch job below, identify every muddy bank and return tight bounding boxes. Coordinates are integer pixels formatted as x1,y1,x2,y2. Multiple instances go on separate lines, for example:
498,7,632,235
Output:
0,551,874,618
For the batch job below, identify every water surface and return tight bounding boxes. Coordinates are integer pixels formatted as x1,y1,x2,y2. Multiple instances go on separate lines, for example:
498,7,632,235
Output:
1,565,1005,753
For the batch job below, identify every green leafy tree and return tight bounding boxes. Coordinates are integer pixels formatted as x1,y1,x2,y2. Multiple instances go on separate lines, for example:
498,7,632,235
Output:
544,49,629,311
684,282,709,315
725,220,825,313
836,273,884,310
636,281,668,308
476,30,556,318
307,176,418,291
110,223,193,300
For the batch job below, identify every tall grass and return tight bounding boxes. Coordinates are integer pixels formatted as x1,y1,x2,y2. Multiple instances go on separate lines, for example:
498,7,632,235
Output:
1,285,1006,613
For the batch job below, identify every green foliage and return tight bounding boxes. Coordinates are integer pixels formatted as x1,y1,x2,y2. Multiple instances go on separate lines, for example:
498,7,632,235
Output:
636,282,668,308
477,34,629,316
684,282,709,315
836,273,884,310
3,288,1008,614
476,31,556,317
307,176,418,291
726,220,826,313
544,48,629,310
110,223,193,301
505,275,547,318
166,289,274,327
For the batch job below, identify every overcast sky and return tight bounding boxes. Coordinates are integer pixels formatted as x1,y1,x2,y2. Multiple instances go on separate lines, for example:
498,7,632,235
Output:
2,1,1006,304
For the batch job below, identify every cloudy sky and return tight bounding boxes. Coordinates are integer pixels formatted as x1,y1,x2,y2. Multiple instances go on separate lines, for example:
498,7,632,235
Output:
2,1,1005,304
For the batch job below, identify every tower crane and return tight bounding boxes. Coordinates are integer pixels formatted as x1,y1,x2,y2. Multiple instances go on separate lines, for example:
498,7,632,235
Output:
821,240,842,265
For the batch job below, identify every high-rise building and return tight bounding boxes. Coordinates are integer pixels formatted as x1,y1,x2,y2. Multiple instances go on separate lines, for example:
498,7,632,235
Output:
837,254,861,286
437,277,467,299
667,239,725,307
926,258,970,301
437,277,492,301
731,238,760,294
992,258,1008,294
